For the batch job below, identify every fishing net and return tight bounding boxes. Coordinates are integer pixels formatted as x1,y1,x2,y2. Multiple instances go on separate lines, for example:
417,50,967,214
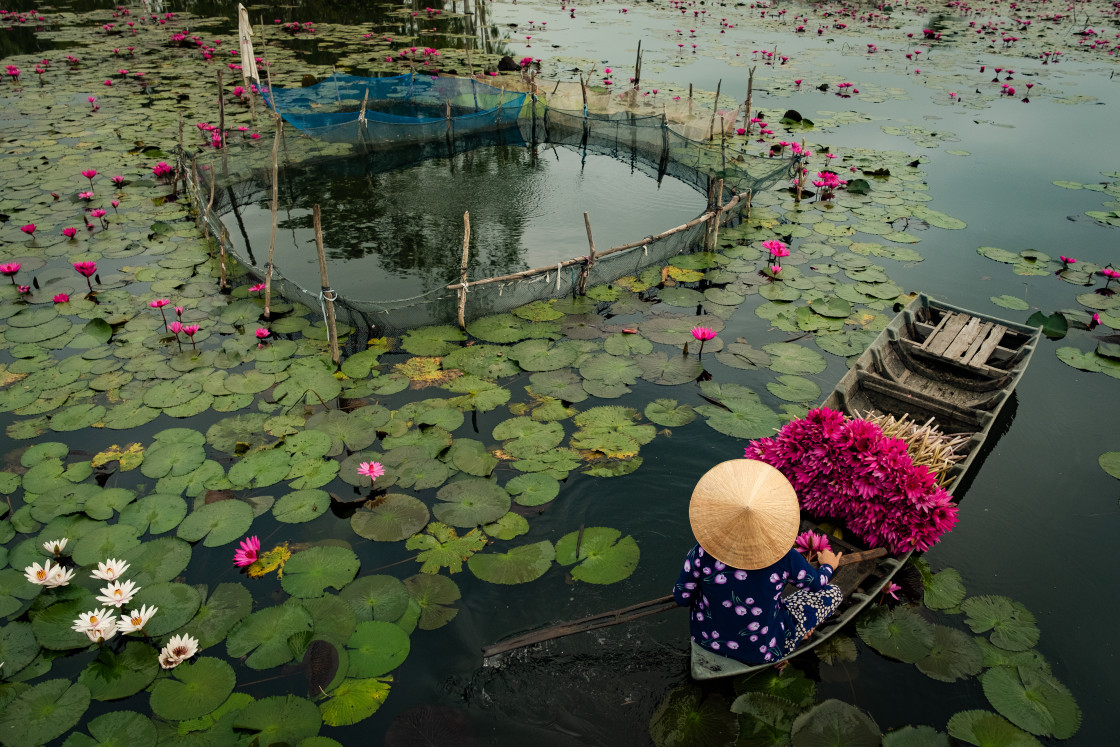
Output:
184,74,797,341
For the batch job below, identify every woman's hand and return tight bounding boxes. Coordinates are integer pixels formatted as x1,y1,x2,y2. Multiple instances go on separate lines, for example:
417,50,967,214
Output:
817,549,842,569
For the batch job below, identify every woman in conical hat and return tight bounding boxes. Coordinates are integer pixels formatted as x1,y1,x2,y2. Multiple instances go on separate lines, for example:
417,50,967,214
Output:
673,459,843,665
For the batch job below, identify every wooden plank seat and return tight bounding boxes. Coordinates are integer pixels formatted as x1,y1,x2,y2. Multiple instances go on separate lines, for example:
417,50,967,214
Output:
918,311,1009,370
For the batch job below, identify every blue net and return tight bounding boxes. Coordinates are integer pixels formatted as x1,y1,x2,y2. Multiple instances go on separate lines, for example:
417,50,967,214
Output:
260,73,527,145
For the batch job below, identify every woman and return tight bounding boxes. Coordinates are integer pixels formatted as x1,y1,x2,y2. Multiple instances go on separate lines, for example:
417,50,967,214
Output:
673,459,843,665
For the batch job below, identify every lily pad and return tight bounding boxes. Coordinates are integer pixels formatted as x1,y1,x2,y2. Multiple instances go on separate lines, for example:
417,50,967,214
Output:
274,489,331,523
636,351,703,385
856,605,934,663
281,546,360,598
149,657,236,722
346,621,410,677
483,512,530,541
350,494,430,542
340,575,409,623
924,567,966,610
227,448,292,489
961,596,1040,651
468,540,555,584
177,500,254,547
791,699,881,747
644,398,697,427
767,374,822,402
1097,452,1120,480
433,478,511,527
134,582,202,637
227,604,314,669
401,325,466,356
121,537,192,586
915,625,984,683
319,677,392,727
505,473,561,507
649,684,737,747
189,582,253,650
762,342,827,375
555,527,640,584
234,695,322,744
403,574,461,630
990,295,1029,311
447,438,498,476
529,369,588,403
981,666,1081,739
63,711,157,747
947,710,1042,747
0,679,90,747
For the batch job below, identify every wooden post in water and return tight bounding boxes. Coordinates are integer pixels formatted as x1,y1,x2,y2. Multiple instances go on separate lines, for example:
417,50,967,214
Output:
458,211,471,330
190,157,200,230
633,40,642,90
263,119,281,320
710,179,725,252
708,79,721,141
744,66,756,134
176,112,185,198
217,69,226,149
688,82,693,115
312,205,341,367
218,225,229,291
579,212,597,296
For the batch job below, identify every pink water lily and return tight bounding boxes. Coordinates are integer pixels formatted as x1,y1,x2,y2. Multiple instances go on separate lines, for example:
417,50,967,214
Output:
249,283,265,294
181,324,200,350
255,327,270,339
885,582,903,601
74,261,97,292
81,169,97,188
0,262,20,283
794,530,832,561
357,461,386,482
149,298,171,327
63,227,77,239
53,293,70,304
20,223,35,237
233,535,260,567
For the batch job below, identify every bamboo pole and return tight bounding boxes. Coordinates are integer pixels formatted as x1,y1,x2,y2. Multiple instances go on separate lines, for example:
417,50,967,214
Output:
579,212,597,295
176,111,184,198
708,79,721,141
203,161,216,246
218,225,229,291
447,193,743,291
263,119,281,319
688,82,693,115
190,157,200,229
312,205,341,367
217,69,226,149
633,40,642,90
744,66,756,134
710,178,725,251
457,211,471,330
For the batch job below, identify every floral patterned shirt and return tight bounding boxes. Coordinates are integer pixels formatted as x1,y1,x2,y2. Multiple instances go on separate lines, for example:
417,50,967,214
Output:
673,544,833,664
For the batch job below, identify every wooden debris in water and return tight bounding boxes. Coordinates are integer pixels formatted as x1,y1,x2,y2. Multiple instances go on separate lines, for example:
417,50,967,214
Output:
855,409,969,485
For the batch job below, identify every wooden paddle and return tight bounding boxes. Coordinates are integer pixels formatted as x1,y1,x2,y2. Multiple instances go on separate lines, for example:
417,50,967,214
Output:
481,547,887,658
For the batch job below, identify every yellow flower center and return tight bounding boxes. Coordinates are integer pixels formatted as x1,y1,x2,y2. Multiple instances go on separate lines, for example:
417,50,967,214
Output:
35,569,47,580
131,616,142,625
90,615,99,625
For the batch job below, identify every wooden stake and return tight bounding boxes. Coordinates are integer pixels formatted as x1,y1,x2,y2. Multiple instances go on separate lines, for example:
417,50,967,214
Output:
710,179,725,251
176,111,185,197
263,119,281,320
312,204,341,367
218,225,229,291
579,212,597,295
633,40,642,90
217,69,226,149
457,211,471,330
708,78,721,141
688,82,693,115
190,157,200,229
744,66,756,134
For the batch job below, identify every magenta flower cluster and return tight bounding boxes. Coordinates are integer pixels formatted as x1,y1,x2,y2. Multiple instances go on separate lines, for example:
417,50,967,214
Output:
745,407,959,553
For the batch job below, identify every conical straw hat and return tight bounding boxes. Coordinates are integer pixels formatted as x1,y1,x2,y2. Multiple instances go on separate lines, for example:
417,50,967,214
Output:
688,459,800,570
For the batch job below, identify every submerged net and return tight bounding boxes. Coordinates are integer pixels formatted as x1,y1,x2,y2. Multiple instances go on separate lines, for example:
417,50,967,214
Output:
185,74,797,340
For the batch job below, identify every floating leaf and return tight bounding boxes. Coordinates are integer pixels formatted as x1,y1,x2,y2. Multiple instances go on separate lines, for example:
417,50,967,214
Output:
134,582,202,637
981,666,1081,739
640,315,725,345
340,575,409,623
856,605,934,663
924,567,966,610
946,710,1042,747
644,398,697,427
305,409,384,455
483,512,530,540
274,489,330,523
433,478,511,527
767,374,822,402
881,725,950,747
346,621,410,678
961,596,1040,652
468,540,555,584
234,695,322,744
405,522,487,574
71,524,141,566
91,443,145,472
791,699,880,747
505,473,561,507
319,677,392,727
915,625,984,683
149,657,236,722
0,679,90,747
555,527,639,584
528,369,588,403
990,295,1029,311
403,574,461,630
350,494,430,542
401,325,466,356
0,622,38,678
492,417,565,458
636,351,703,385
282,547,360,598
649,684,736,747
715,340,773,370
189,582,253,650
64,711,157,747
1098,452,1120,480
507,338,579,371
227,604,314,669
227,448,291,489
762,342,827,375
246,542,292,580
177,500,254,547
122,537,192,586
447,438,498,477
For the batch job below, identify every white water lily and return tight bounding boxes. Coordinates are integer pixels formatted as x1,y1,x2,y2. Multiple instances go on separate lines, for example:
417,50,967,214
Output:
42,538,68,556
24,559,57,586
96,579,140,608
72,608,115,633
116,605,158,634
90,558,130,581
159,633,199,669
44,565,75,588
85,624,118,643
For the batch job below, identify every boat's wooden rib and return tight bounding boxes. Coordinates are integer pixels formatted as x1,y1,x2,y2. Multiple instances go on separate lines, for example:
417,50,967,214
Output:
690,294,1041,680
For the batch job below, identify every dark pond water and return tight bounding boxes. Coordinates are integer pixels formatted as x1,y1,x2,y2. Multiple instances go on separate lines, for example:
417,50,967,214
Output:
1,0,1116,744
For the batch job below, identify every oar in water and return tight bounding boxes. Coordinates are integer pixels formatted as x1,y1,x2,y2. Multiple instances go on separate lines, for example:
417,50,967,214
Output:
481,547,887,659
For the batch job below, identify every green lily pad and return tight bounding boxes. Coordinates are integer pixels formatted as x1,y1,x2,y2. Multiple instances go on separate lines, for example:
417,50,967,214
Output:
508,338,580,371
810,296,853,318
511,300,566,321
401,325,466,356
447,438,498,477
649,684,736,747
946,710,1042,747
350,494,430,542
306,408,386,456
468,540,555,584
319,677,392,727
227,603,314,669
346,621,410,677
981,666,1081,739
695,382,782,440
483,512,530,540
924,567,966,610
189,582,253,650
0,622,38,678
273,489,330,523
281,546,360,598
150,657,236,721
466,313,542,343
234,695,322,744
139,441,205,480
961,596,1039,652
644,398,697,427
177,500,254,547
227,448,292,489
505,473,561,507
640,315,725,345
991,295,1029,311
762,342,828,375
121,537,192,586
72,523,141,566
604,333,654,357
1098,452,1120,480
403,574,461,630
715,340,773,370
492,417,565,458
791,699,881,747
767,374,822,402
915,625,984,683
528,369,588,403
340,575,409,623
63,710,157,747
433,478,511,528
579,353,641,386
442,345,520,380
636,351,703,385
555,527,639,584
75,641,159,701
881,725,950,747
856,605,934,663
0,679,90,747
134,582,202,637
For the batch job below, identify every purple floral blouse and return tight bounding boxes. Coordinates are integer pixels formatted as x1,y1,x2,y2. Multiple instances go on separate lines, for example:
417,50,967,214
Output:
673,544,833,664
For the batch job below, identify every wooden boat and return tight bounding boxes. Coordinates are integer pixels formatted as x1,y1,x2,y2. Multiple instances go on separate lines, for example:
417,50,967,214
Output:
690,293,1041,679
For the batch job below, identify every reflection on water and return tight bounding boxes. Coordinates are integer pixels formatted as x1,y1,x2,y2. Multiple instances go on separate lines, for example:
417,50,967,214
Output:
220,134,705,303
